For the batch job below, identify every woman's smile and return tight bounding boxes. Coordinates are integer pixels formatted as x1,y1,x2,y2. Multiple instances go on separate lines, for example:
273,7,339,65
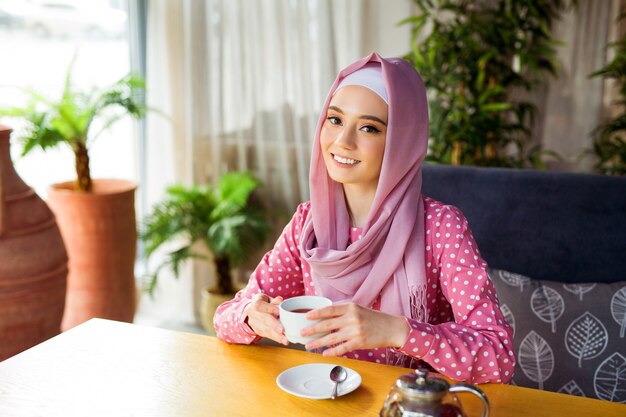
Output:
331,153,361,166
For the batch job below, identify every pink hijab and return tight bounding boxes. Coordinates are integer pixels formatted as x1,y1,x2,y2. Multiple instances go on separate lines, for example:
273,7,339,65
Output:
299,52,430,320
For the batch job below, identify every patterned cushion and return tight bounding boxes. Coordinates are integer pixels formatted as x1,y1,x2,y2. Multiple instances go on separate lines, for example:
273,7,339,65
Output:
488,268,626,403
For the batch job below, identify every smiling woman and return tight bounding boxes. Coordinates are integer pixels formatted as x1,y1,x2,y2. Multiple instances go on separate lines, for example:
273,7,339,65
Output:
214,53,516,385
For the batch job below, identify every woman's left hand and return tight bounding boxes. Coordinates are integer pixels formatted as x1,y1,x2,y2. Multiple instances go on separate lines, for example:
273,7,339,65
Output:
301,303,410,356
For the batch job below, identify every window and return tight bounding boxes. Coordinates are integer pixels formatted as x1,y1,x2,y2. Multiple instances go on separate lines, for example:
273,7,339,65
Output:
0,0,135,198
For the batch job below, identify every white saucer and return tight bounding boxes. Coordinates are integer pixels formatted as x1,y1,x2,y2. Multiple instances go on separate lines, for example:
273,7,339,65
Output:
276,363,362,399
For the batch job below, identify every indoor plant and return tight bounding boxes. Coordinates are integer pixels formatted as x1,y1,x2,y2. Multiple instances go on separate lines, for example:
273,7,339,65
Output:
403,0,575,167
140,171,270,333
0,57,147,330
588,21,626,176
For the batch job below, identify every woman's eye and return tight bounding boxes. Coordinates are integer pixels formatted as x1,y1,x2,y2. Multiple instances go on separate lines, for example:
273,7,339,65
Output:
361,125,381,134
327,116,341,125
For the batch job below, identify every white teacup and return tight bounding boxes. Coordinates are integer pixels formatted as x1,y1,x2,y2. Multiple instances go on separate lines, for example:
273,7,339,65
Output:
279,296,332,344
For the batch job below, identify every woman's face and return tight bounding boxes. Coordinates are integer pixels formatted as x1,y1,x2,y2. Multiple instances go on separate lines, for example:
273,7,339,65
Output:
320,85,388,194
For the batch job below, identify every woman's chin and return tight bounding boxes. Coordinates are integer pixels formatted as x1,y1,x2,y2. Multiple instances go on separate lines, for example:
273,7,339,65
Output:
326,171,353,185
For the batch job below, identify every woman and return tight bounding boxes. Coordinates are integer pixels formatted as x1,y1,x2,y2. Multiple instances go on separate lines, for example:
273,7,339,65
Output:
214,53,515,384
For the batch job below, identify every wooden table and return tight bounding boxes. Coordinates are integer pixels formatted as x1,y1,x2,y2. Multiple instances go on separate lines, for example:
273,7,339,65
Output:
1,319,624,417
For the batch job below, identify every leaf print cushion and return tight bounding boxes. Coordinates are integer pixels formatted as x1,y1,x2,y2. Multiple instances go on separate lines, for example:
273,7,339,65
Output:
488,268,626,403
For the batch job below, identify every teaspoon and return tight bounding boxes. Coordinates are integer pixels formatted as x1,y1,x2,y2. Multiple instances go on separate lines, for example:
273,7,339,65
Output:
330,365,348,399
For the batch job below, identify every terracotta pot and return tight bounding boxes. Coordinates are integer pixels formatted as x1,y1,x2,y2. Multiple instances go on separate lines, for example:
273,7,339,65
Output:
0,125,68,360
194,243,247,334
200,288,235,336
47,179,137,331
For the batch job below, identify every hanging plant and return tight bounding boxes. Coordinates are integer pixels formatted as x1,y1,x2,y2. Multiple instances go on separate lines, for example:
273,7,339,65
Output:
403,0,575,168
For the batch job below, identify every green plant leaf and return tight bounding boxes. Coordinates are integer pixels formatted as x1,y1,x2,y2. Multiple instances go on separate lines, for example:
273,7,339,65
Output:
481,102,511,112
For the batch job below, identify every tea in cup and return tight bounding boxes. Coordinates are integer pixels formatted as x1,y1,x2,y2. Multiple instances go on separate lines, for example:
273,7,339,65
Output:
279,296,332,344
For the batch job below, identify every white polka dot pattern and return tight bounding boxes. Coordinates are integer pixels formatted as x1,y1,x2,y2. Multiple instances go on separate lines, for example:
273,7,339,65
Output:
214,197,516,384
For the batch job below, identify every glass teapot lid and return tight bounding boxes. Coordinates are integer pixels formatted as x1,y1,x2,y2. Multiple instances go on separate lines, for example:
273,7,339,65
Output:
396,369,450,401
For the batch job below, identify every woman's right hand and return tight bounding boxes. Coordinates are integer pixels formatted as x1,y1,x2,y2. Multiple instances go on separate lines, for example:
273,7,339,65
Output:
244,294,289,346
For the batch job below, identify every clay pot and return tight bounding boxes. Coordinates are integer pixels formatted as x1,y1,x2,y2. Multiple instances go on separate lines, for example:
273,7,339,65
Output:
200,288,234,336
0,125,68,360
193,245,244,335
47,179,137,331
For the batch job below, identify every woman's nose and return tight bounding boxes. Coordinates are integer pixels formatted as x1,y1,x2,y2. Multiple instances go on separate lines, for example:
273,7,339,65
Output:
334,127,356,149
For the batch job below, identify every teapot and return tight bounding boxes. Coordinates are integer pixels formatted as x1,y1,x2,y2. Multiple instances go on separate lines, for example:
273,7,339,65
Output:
379,369,489,417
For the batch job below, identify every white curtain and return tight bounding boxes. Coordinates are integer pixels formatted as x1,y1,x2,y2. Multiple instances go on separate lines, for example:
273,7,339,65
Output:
138,0,414,326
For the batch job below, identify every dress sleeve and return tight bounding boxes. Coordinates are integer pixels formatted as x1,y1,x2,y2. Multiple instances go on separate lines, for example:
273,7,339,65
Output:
213,203,309,344
395,204,516,384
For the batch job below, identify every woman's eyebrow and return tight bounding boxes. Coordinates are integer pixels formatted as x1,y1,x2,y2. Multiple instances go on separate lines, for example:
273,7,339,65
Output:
328,105,387,126
361,115,387,126
328,105,344,114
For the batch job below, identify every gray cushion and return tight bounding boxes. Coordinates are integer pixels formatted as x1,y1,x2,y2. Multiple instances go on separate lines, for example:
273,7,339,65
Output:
488,268,626,403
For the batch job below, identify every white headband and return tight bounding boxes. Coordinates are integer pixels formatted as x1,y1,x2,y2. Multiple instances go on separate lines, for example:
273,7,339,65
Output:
335,64,388,104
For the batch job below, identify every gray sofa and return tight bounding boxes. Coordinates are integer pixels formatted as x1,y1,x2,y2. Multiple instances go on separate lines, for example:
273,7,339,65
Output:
422,164,626,402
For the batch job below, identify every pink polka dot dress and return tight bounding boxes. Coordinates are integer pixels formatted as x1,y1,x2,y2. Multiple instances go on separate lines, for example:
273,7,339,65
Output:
214,196,515,384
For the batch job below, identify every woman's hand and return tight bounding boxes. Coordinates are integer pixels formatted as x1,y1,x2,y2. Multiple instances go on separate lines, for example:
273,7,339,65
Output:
301,303,410,356
243,294,289,346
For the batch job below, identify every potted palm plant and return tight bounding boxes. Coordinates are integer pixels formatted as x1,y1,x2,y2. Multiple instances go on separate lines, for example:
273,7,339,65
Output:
0,57,147,330
140,171,271,334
